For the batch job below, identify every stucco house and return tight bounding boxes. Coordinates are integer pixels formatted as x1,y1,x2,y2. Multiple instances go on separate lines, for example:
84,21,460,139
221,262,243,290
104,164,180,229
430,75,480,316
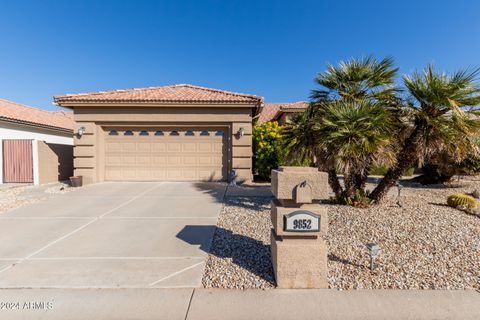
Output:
257,101,309,124
0,99,74,185
54,84,263,184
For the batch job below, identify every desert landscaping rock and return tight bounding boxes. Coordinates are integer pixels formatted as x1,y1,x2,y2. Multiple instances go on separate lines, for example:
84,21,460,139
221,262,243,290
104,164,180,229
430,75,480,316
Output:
44,181,78,194
0,187,44,214
203,177,480,290
202,196,275,289
0,182,77,214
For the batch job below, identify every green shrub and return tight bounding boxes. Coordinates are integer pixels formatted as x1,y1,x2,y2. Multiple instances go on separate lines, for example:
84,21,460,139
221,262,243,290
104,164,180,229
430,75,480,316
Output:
369,165,389,176
453,156,480,176
253,121,282,180
369,165,414,176
330,189,372,207
447,193,477,209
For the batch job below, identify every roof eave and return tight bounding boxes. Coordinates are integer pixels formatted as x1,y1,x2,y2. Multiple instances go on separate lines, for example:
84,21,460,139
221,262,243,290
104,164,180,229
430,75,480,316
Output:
0,117,73,134
55,100,262,108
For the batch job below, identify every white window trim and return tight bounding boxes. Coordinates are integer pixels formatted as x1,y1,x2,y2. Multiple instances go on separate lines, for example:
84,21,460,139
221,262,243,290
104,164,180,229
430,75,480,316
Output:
32,140,40,186
0,139,3,183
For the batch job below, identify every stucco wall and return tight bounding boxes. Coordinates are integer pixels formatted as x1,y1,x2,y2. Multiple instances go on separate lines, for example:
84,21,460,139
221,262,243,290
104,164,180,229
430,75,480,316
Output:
72,105,254,184
37,141,74,184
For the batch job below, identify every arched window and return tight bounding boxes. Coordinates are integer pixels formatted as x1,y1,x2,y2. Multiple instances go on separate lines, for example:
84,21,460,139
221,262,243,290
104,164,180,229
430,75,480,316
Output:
124,130,134,136
109,130,119,136
215,130,224,136
185,130,195,136
154,130,164,136
170,130,179,136
200,130,210,136
139,130,149,136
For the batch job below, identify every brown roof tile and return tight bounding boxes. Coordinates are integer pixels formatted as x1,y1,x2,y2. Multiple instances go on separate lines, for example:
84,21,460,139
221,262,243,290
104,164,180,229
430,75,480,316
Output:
257,101,309,123
54,84,263,105
0,99,73,131
257,104,281,124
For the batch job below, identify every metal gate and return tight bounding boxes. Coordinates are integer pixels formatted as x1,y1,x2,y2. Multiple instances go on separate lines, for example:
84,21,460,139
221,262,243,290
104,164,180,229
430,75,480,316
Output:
2,140,33,183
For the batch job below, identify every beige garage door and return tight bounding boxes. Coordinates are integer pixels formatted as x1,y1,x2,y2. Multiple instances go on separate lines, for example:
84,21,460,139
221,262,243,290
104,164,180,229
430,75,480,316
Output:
104,127,227,181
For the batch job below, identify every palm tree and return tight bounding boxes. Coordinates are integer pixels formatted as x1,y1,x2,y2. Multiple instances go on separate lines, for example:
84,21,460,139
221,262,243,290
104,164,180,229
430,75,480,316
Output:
312,56,399,103
282,56,399,200
315,100,395,197
370,65,480,202
282,103,344,197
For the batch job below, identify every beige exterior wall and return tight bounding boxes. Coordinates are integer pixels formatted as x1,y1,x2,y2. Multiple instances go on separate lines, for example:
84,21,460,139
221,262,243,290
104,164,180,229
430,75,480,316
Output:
37,141,74,184
72,105,254,184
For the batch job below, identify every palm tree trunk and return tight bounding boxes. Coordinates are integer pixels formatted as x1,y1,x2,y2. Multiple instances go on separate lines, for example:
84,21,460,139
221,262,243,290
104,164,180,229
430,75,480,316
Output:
354,159,371,191
344,167,357,198
370,127,424,202
327,168,343,198
316,153,343,198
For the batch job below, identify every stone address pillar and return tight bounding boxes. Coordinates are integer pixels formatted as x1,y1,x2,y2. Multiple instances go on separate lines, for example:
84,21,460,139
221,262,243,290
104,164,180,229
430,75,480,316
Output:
270,166,329,289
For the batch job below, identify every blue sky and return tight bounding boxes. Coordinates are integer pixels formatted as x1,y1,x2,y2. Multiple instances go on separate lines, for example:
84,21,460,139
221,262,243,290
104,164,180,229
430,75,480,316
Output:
0,0,479,111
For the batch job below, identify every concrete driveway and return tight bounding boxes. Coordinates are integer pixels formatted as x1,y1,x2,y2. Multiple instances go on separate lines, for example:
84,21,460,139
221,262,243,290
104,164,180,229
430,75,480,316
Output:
0,182,225,288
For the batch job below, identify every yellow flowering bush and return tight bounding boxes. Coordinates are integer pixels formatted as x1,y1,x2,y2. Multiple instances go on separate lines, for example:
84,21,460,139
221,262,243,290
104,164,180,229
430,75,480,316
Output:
253,121,282,180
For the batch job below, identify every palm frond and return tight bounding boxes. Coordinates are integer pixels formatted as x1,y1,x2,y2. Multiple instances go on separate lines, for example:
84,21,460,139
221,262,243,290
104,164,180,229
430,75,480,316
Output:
313,55,399,103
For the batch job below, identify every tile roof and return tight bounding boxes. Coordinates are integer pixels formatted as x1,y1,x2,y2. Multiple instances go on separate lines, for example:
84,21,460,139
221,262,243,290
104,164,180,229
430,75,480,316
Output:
54,84,263,105
257,101,309,123
0,99,74,131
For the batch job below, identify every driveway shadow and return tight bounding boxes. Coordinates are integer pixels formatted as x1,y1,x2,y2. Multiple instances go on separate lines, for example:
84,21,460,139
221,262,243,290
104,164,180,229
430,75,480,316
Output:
192,182,227,203
176,225,275,285
176,225,218,253
225,196,271,211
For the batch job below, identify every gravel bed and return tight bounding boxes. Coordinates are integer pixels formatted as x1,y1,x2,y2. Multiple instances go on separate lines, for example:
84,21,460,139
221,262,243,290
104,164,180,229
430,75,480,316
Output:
202,196,275,289
202,177,480,290
44,181,79,194
0,186,44,214
0,182,77,214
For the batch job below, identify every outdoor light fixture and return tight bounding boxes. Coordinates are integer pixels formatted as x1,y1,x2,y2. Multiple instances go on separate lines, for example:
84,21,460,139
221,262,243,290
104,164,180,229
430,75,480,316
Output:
366,243,381,271
396,183,403,207
237,127,245,137
77,126,86,137
229,169,237,186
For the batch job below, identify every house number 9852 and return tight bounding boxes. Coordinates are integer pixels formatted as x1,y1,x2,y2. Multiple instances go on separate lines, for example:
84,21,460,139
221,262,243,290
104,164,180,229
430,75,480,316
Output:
293,219,311,230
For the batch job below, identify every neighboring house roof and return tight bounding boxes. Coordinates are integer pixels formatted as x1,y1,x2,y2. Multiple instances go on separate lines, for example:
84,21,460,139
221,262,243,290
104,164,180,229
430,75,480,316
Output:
257,101,309,123
0,98,74,131
54,84,263,105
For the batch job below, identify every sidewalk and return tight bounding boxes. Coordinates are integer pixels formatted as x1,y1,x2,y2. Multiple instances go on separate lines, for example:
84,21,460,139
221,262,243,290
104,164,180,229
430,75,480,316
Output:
0,288,478,320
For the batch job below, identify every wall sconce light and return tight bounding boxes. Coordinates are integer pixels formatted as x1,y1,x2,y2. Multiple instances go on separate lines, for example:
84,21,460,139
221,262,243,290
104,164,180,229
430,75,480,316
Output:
367,243,381,271
237,127,245,137
77,126,86,137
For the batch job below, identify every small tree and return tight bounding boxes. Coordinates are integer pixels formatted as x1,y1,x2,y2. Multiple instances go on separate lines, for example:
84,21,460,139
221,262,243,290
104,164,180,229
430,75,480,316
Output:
253,121,282,180
370,66,480,201
283,56,399,201
284,58,480,205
